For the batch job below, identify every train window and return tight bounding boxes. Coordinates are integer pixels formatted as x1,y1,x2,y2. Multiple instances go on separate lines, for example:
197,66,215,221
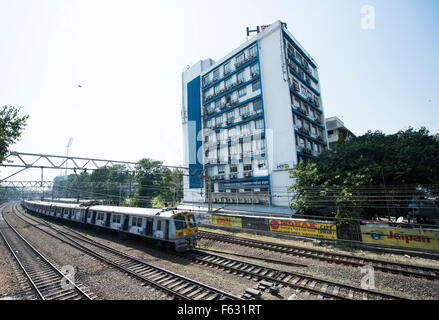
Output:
157,220,162,230
187,215,197,228
132,217,142,227
112,215,121,223
174,214,187,230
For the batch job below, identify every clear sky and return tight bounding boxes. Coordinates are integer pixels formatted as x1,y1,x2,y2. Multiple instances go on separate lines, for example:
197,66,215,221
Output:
0,0,438,182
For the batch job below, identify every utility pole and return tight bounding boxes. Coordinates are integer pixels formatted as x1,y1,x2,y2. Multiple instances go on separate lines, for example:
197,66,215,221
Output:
41,167,44,200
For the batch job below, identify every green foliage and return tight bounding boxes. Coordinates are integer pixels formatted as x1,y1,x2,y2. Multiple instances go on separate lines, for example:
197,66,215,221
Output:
289,127,439,219
0,106,29,163
134,158,183,208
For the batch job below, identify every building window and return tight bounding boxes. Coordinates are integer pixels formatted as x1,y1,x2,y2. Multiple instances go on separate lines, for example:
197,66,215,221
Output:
243,164,252,171
306,140,312,150
250,63,258,76
214,84,221,95
218,165,225,175
253,99,262,112
292,95,301,108
312,126,317,136
255,119,264,129
215,115,223,126
225,77,233,89
215,100,222,109
227,111,234,120
237,71,245,83
241,123,250,133
230,165,238,172
301,86,307,96
252,81,261,92
249,45,257,58
256,138,265,150
238,87,247,98
224,62,232,75
314,143,319,153
328,130,334,135
203,75,210,86
207,167,214,176
258,160,266,169
299,137,305,147
239,105,250,116
236,53,245,65
213,68,220,81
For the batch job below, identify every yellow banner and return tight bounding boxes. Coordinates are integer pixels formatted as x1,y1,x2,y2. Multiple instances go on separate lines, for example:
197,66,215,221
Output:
269,219,337,239
212,215,242,228
361,225,439,250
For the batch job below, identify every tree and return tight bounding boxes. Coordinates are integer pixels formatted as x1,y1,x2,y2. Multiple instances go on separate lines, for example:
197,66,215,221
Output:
289,127,439,220
0,106,29,163
134,158,168,207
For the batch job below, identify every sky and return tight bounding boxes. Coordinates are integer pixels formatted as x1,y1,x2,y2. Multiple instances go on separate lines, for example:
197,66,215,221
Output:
0,0,438,182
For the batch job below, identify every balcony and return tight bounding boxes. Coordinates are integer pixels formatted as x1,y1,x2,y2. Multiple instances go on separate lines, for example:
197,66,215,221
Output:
250,71,259,79
297,126,311,136
226,119,234,125
229,173,238,179
241,113,251,120
243,171,253,178
235,57,250,69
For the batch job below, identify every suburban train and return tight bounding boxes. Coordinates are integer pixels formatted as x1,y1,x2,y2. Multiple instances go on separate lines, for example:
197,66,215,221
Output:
21,200,198,252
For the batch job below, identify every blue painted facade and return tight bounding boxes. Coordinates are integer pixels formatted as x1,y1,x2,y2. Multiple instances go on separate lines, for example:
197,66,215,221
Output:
187,76,204,189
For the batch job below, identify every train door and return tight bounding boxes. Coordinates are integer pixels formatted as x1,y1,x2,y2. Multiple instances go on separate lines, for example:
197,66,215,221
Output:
91,211,97,224
105,213,111,227
164,220,169,240
122,215,129,231
146,218,153,235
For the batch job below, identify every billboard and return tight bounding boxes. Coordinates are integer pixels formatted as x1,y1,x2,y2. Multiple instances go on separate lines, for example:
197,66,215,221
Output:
212,215,243,228
194,212,212,225
268,219,337,239
361,225,439,251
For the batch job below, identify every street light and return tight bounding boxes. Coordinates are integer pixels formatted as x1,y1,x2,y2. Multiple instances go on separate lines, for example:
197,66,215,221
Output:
65,138,73,177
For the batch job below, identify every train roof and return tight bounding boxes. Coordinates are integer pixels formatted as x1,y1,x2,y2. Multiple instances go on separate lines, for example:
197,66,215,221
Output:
87,205,180,218
25,200,82,209
24,200,191,219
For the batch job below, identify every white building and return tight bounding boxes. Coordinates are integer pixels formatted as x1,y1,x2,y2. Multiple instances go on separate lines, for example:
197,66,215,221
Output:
181,20,328,207
326,116,356,149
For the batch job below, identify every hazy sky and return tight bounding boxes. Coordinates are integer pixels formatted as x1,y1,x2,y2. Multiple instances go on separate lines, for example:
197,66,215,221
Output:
0,0,438,182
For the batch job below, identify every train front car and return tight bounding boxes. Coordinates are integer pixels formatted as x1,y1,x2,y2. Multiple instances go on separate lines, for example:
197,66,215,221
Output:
170,211,198,252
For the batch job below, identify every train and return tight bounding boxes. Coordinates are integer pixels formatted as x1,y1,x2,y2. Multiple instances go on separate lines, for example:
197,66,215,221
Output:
21,200,198,252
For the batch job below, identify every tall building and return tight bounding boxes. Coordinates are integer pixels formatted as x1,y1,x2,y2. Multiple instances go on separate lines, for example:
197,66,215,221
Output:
181,20,328,207
325,116,356,149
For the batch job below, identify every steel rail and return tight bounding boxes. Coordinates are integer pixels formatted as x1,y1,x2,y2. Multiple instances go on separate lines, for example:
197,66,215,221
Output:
0,205,93,300
14,205,241,300
198,230,439,280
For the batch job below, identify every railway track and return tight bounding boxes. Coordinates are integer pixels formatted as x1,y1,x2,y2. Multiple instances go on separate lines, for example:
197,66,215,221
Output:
12,204,241,300
0,205,93,300
198,230,439,281
176,248,409,300
14,204,410,300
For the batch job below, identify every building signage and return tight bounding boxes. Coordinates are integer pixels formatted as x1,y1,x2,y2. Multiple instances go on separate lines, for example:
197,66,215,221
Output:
260,25,271,31
212,215,242,228
224,179,269,189
274,162,294,171
361,225,439,251
269,219,337,239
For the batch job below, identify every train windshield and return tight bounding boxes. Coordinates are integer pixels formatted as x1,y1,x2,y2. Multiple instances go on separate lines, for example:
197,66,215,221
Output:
174,214,187,230
187,214,197,228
